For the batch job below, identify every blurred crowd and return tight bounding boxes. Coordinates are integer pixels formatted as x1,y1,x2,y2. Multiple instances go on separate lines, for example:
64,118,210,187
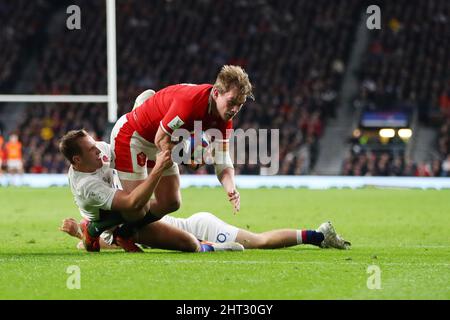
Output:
2,0,361,175
0,104,106,174
342,151,448,177
1,1,448,176
437,118,450,177
344,0,449,176
0,0,51,92
354,0,449,119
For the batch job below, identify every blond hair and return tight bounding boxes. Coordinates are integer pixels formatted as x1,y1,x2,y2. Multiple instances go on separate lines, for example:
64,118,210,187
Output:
214,65,254,102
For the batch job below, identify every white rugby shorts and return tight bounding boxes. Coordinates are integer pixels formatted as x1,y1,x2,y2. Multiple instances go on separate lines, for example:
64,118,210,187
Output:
162,212,239,244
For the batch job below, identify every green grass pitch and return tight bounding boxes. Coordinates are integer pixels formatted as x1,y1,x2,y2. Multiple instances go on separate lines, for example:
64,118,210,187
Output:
0,187,449,299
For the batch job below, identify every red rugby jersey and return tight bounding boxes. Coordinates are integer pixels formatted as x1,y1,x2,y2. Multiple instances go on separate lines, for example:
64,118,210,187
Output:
126,84,232,143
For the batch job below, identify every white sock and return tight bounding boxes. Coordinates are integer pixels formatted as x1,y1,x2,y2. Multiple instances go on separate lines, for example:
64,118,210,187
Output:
296,230,303,245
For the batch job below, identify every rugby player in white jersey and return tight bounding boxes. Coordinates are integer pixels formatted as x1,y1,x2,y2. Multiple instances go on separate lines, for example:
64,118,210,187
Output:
60,212,351,251
59,129,244,253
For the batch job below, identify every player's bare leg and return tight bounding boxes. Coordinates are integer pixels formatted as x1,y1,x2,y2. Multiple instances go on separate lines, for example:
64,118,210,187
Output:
133,220,199,252
61,217,243,252
60,217,199,252
120,174,181,218
115,175,180,252
235,229,299,249
235,224,350,249
150,173,181,217
128,220,244,252
183,212,350,250
60,217,195,251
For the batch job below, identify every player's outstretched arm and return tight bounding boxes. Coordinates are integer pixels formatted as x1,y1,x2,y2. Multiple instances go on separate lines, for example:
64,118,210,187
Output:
212,141,239,214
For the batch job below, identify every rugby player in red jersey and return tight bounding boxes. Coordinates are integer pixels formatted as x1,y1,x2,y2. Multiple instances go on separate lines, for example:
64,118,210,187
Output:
110,65,254,220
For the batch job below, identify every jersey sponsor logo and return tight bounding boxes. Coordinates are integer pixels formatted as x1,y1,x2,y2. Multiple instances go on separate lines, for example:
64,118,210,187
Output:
168,116,185,131
137,152,147,167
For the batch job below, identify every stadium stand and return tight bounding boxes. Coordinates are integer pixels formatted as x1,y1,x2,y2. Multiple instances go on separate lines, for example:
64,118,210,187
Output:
1,0,447,176
15,103,106,173
1,0,362,174
438,117,450,177
0,1,51,92
344,0,449,176
355,0,448,118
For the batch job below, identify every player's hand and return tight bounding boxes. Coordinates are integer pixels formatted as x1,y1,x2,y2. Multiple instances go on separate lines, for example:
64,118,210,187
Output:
228,189,240,214
155,150,172,170
59,218,82,239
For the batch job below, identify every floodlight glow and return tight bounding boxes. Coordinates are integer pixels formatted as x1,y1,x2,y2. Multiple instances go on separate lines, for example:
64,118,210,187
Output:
398,129,412,139
379,128,395,138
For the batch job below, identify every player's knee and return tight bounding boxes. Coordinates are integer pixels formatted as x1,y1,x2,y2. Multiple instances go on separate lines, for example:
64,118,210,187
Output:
164,198,182,214
182,233,200,252
170,198,182,212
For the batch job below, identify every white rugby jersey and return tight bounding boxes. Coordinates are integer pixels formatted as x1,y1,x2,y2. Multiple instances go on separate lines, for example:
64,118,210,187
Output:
68,141,121,221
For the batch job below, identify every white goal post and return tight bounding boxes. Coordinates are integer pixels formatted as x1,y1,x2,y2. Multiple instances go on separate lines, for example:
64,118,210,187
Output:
0,0,118,123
